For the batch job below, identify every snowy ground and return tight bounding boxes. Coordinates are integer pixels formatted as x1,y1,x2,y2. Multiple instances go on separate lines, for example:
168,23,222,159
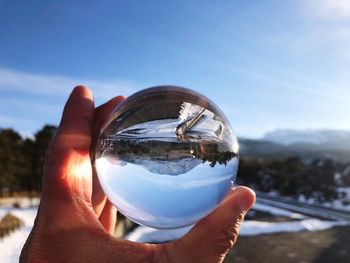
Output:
125,201,349,243
263,189,350,212
1,198,349,261
298,187,350,212
125,218,348,243
252,203,306,219
0,204,38,262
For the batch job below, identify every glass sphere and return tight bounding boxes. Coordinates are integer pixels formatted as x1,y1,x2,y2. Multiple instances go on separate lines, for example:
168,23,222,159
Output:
94,86,239,229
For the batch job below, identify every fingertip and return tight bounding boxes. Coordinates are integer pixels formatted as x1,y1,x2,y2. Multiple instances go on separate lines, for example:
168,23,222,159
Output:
72,85,93,100
232,186,256,199
171,186,255,262
96,95,125,114
61,85,95,124
113,95,126,101
93,95,125,135
229,186,256,213
54,85,95,150
103,95,125,110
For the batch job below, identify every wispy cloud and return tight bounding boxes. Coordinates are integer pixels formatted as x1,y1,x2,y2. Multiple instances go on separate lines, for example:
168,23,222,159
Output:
0,67,140,102
0,67,142,135
0,114,28,126
301,1,350,62
303,0,350,19
264,1,350,61
0,113,37,137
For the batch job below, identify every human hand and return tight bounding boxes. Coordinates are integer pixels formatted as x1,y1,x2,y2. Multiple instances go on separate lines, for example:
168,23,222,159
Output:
20,86,255,263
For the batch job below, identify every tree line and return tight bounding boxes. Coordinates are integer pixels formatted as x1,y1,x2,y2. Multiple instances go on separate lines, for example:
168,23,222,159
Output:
1,125,349,203
0,125,56,196
237,157,350,203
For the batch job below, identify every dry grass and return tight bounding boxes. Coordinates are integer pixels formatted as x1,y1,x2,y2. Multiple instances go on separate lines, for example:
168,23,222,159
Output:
0,213,24,238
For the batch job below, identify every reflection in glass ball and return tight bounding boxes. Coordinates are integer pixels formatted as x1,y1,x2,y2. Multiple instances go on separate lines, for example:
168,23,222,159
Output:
94,86,239,229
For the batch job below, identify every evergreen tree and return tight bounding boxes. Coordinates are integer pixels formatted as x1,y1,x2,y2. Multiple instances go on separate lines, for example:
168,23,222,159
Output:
29,125,57,193
0,129,23,195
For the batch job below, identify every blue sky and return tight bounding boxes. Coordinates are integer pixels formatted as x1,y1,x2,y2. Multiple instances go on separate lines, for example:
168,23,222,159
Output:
0,0,350,138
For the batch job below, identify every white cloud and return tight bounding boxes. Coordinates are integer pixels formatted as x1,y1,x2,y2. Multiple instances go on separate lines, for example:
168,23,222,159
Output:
266,1,350,60
283,26,350,54
0,114,26,126
0,114,36,137
0,67,140,103
0,67,143,135
300,1,350,60
303,0,350,19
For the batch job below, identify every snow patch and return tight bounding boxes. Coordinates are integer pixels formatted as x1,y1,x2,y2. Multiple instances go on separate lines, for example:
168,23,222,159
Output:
253,203,306,219
298,188,350,212
0,207,37,263
126,218,349,243
240,219,348,236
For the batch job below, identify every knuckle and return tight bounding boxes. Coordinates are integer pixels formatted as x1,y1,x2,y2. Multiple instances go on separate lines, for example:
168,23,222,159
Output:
219,222,239,251
217,212,245,252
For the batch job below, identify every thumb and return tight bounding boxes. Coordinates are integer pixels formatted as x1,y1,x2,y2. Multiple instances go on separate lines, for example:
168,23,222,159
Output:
168,186,255,263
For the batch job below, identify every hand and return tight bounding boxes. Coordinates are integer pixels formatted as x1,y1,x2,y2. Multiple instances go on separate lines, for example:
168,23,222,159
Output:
20,86,255,263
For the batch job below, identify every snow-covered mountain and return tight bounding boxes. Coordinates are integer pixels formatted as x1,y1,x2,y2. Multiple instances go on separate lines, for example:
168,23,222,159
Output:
263,129,350,147
239,129,350,162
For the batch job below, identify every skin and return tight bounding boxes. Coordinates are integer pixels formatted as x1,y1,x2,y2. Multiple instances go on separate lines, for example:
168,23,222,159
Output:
20,86,256,263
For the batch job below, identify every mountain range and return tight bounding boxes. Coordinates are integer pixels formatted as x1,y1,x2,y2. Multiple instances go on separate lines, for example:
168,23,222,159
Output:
239,129,350,162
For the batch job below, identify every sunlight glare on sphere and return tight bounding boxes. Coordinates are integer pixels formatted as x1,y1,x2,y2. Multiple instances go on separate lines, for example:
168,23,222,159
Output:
94,86,239,229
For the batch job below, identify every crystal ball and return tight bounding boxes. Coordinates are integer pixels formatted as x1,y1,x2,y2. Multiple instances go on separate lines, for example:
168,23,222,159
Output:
94,86,239,229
